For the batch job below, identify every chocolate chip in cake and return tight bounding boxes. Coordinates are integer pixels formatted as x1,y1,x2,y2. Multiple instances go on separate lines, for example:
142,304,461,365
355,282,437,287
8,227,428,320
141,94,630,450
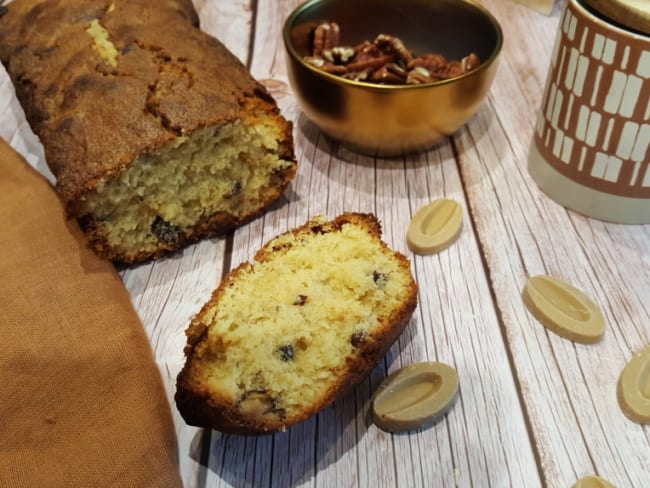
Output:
293,294,308,306
120,42,134,55
350,330,367,347
224,181,242,198
155,51,173,62
277,344,294,362
0,5,7,17
151,216,181,245
373,270,388,288
310,224,327,234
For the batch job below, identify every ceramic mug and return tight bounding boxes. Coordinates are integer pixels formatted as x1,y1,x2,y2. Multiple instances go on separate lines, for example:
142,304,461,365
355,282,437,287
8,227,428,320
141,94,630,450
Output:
528,0,650,224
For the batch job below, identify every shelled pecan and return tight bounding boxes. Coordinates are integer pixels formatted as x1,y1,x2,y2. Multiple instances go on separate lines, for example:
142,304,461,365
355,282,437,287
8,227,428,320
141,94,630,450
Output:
312,21,340,56
305,21,480,85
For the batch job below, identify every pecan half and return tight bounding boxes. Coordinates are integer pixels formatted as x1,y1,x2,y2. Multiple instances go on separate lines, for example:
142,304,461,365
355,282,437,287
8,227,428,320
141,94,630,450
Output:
406,66,434,85
370,64,406,84
461,53,481,72
323,46,355,64
304,56,346,75
408,53,448,72
374,34,413,66
312,22,340,57
238,391,285,420
345,54,394,73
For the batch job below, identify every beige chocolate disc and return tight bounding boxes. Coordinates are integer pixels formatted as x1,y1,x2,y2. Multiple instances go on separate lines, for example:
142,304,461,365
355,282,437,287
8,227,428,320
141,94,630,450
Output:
406,198,462,255
372,362,459,433
617,348,650,424
572,475,616,488
522,275,605,344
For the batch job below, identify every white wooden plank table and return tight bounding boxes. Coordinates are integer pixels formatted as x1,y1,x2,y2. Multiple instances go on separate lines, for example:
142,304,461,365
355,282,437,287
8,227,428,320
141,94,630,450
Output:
1,0,648,486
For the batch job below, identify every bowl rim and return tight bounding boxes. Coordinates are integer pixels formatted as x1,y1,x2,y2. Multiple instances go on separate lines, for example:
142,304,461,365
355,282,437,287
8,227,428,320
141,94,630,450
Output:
282,0,504,91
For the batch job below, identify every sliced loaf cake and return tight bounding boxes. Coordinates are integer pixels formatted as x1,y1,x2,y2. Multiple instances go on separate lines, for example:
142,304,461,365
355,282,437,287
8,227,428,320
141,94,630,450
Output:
176,213,418,434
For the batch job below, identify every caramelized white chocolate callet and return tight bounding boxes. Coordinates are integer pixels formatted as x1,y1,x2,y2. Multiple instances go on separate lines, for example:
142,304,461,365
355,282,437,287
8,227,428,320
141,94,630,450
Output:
372,362,459,432
522,275,605,344
572,475,617,488
617,348,650,424
406,199,463,255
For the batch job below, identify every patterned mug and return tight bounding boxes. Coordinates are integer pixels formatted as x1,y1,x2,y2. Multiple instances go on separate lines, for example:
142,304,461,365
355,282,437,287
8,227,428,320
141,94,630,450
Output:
528,0,650,224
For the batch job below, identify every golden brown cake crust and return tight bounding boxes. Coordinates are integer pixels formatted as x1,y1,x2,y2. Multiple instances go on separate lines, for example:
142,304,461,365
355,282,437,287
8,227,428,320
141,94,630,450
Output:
175,213,418,435
0,0,285,213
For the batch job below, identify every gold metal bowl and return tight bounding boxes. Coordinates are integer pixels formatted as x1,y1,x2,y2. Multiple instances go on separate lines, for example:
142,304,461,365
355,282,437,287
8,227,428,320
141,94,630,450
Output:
283,0,503,155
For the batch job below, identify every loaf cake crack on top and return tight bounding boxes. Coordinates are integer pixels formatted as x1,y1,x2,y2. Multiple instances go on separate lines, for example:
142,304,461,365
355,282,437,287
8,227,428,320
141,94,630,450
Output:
0,0,297,263
176,213,418,434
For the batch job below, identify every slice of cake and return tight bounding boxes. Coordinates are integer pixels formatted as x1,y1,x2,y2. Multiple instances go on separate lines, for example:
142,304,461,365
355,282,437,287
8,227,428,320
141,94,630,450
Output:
175,213,418,434
0,0,296,263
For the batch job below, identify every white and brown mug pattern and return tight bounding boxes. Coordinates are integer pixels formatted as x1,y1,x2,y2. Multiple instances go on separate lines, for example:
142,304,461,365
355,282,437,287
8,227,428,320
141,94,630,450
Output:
533,0,650,200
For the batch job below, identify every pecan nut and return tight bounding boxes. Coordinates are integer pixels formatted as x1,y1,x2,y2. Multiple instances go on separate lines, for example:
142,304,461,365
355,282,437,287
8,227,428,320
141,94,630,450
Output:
374,34,413,65
312,21,340,57
406,66,434,85
304,22,481,86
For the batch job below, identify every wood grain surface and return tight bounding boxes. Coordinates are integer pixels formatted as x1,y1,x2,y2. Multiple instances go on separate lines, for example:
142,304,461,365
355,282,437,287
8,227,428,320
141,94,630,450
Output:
1,0,648,486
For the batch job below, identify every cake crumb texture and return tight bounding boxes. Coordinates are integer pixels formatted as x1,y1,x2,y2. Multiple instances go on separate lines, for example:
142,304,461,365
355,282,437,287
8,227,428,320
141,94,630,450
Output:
176,213,418,434
0,0,296,262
